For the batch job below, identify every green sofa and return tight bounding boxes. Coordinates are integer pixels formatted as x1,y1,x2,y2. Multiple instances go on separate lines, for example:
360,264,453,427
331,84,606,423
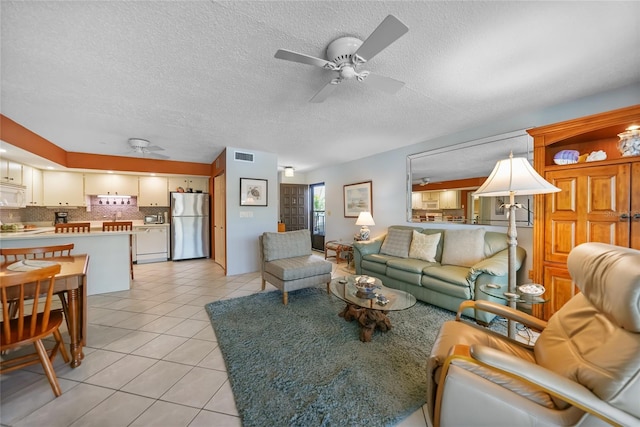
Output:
353,225,526,324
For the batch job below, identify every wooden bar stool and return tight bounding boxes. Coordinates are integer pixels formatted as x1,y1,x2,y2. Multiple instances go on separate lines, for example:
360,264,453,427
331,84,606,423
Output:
54,223,91,233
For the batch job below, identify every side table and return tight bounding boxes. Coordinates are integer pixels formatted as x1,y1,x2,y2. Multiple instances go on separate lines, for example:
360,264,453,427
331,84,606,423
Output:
479,284,548,339
324,241,353,264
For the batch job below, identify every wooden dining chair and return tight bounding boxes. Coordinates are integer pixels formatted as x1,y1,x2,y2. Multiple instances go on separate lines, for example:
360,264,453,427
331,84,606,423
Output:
0,244,75,329
102,221,134,280
1,264,70,397
54,223,91,233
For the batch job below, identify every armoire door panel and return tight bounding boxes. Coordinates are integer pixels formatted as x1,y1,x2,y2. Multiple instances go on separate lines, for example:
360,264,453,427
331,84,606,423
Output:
547,220,576,262
586,221,618,245
631,163,640,250
551,177,577,213
543,265,576,320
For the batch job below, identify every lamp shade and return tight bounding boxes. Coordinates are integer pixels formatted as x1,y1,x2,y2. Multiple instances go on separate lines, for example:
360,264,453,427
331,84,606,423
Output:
474,154,560,197
355,211,375,226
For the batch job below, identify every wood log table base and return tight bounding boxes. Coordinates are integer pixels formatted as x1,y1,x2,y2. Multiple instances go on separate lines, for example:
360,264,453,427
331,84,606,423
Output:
338,303,392,342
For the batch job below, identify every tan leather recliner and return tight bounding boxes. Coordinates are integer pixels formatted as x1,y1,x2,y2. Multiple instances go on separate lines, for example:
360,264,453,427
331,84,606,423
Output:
426,242,640,427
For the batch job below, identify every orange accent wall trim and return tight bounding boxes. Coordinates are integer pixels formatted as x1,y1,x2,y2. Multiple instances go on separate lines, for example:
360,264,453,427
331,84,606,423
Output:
1,114,212,176
66,152,211,175
411,176,487,192
1,115,67,166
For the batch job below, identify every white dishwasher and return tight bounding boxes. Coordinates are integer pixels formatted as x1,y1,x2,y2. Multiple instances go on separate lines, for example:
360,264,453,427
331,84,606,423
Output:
135,226,169,263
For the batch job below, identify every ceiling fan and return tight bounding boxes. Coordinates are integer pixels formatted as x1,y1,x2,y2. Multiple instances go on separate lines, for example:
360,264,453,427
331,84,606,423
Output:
127,138,169,160
274,15,409,103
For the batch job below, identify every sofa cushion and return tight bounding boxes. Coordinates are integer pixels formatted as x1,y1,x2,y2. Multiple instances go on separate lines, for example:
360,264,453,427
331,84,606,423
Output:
423,265,470,287
262,229,311,262
380,228,414,258
441,228,486,268
264,255,332,280
409,230,441,262
387,257,438,274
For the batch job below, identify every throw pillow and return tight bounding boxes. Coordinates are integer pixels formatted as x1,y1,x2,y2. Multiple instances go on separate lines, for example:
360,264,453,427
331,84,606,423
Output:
408,230,441,262
379,228,413,258
441,228,486,268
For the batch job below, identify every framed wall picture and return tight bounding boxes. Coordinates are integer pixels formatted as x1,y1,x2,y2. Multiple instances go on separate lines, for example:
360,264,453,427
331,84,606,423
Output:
344,181,372,217
240,178,268,206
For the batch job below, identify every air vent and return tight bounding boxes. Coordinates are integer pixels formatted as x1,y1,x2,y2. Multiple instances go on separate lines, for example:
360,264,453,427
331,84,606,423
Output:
234,151,254,162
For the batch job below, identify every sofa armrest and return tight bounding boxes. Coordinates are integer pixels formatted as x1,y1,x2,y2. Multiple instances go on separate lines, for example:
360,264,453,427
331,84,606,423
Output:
468,246,526,282
353,236,384,256
352,236,385,274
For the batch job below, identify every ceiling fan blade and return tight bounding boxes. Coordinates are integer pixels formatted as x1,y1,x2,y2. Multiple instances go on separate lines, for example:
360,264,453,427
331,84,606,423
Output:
146,145,164,152
146,152,169,160
360,73,405,94
275,49,334,69
309,81,340,103
354,15,408,62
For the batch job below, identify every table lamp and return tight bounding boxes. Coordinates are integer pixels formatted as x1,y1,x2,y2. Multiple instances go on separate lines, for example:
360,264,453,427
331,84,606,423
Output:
355,212,375,240
474,152,560,337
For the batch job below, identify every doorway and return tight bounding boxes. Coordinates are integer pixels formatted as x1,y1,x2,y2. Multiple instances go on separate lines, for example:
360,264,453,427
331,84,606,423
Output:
310,183,325,251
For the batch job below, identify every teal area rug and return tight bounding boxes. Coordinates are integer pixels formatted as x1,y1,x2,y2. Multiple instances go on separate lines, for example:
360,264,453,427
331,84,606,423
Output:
205,287,490,427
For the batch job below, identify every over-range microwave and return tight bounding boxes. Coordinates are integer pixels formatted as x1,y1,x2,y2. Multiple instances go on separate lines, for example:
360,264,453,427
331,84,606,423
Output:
0,184,26,209
423,199,439,210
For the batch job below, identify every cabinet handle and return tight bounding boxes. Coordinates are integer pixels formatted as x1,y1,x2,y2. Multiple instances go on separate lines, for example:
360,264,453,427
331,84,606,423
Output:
620,213,630,220
634,213,640,220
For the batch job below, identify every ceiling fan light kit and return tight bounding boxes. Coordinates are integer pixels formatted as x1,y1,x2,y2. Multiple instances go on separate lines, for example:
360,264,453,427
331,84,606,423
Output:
127,138,169,160
274,15,408,103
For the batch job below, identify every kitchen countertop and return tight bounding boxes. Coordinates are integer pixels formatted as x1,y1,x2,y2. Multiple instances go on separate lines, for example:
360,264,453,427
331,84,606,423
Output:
0,221,169,240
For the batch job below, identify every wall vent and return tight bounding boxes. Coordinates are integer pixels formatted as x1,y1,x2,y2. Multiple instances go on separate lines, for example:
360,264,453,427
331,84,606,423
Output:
234,151,254,162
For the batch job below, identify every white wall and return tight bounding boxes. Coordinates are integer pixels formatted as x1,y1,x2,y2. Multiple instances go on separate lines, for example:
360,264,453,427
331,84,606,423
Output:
223,83,639,278
225,147,278,275
303,82,640,281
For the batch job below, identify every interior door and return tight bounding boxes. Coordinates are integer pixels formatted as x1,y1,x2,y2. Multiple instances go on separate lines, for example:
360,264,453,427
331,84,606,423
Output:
280,184,309,233
213,173,226,269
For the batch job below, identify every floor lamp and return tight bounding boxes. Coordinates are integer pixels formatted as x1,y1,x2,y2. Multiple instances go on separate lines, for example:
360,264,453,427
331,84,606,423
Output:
474,152,560,338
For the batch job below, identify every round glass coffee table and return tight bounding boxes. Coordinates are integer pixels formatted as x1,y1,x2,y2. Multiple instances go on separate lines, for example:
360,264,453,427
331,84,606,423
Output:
329,275,416,342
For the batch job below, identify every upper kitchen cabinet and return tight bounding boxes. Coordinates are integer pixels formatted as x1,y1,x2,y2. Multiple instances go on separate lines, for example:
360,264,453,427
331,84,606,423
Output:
0,159,23,185
22,165,43,206
85,173,139,196
42,171,85,206
138,176,168,206
439,190,461,209
168,176,209,193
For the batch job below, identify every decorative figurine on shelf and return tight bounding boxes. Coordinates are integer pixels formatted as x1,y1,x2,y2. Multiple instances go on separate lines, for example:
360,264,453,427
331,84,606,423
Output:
618,125,640,157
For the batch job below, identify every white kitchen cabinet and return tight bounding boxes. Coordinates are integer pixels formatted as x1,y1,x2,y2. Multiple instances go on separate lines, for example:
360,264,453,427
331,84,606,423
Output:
0,159,23,185
138,176,168,206
439,190,461,209
168,176,209,193
134,225,169,263
42,171,85,206
421,191,439,202
84,173,138,196
22,165,43,206
411,192,423,209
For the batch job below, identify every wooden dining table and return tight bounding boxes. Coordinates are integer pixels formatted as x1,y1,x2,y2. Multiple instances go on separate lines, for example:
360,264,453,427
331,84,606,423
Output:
0,254,89,368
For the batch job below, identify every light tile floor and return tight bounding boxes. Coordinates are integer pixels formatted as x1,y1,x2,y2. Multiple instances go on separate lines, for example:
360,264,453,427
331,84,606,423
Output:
1,256,429,427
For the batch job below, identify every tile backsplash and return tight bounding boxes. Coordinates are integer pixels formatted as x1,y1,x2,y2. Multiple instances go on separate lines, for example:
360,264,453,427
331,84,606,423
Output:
1,196,168,225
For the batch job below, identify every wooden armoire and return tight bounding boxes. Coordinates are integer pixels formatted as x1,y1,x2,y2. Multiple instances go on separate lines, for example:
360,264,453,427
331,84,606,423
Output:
528,105,640,320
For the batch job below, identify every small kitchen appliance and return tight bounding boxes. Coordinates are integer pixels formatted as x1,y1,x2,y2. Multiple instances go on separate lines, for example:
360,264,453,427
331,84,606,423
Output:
54,212,68,224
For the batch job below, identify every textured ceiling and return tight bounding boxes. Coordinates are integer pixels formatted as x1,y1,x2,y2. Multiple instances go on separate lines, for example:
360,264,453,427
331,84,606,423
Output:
1,1,639,173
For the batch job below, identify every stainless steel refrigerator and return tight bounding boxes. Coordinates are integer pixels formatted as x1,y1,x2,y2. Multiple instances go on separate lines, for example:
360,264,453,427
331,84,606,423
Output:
170,192,210,261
